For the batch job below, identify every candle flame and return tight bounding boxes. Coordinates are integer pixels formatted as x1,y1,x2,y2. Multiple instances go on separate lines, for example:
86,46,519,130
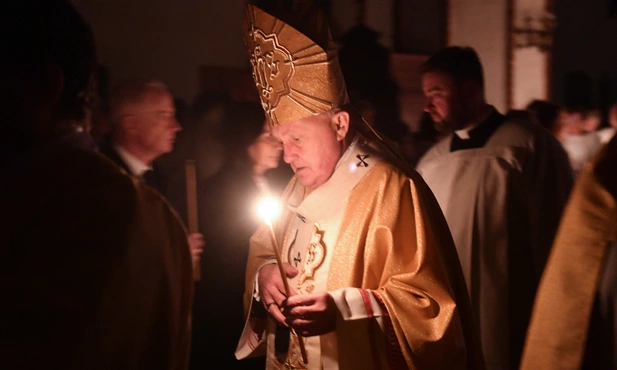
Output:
256,196,281,225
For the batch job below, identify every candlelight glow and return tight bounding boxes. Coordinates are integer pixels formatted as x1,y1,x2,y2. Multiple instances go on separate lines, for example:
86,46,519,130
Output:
256,196,281,225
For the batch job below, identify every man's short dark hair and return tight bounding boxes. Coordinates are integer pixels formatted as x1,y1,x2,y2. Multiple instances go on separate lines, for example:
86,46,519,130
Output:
526,99,560,131
4,0,97,122
420,46,485,91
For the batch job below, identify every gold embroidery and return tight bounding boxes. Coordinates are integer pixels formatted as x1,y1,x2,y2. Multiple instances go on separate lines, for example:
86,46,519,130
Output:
242,4,349,128
297,223,326,293
247,28,295,124
304,283,315,293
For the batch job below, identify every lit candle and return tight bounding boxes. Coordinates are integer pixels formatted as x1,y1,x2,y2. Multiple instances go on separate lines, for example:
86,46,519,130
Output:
256,196,308,364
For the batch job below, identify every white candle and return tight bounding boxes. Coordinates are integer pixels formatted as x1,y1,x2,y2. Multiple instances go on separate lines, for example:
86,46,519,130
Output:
256,196,308,364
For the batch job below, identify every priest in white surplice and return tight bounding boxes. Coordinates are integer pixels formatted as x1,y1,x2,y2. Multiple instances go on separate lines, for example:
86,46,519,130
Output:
233,3,485,370
415,46,574,370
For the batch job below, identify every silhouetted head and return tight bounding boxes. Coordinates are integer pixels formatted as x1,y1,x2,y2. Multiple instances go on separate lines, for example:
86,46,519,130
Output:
1,0,96,149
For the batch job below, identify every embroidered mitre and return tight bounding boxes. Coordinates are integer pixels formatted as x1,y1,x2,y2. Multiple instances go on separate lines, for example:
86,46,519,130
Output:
242,2,349,128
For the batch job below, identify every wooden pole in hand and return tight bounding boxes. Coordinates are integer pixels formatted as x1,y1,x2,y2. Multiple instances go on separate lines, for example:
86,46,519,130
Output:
185,159,200,281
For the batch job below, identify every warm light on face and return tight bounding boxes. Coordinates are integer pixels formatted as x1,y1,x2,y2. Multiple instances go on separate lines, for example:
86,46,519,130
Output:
256,196,281,225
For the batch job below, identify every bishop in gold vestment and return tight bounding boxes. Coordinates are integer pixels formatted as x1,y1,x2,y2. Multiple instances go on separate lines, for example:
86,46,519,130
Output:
233,3,484,369
236,134,485,369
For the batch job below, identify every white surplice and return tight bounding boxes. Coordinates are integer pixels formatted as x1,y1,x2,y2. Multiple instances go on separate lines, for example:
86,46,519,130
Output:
416,112,573,370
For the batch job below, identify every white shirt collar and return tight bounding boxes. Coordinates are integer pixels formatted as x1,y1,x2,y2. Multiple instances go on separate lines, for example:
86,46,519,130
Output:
454,105,494,139
113,143,152,177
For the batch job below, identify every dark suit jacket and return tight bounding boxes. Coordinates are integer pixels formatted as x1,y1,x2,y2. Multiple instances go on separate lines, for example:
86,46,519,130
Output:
97,136,169,197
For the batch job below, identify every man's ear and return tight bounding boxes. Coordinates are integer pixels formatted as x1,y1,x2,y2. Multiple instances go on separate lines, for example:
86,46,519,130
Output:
118,114,137,132
332,110,350,141
461,79,483,102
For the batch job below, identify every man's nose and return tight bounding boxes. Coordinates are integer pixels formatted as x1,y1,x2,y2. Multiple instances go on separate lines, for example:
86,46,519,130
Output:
282,144,295,164
423,98,433,113
171,117,182,131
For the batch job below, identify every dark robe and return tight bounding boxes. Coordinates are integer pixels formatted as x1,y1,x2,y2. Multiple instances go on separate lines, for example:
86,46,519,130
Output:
0,132,194,370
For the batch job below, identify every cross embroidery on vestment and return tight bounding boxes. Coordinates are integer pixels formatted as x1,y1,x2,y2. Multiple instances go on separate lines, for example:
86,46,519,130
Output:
356,154,369,167
293,252,301,267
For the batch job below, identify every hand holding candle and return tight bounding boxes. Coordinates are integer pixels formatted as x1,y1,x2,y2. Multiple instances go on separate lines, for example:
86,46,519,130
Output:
256,196,291,294
256,196,308,364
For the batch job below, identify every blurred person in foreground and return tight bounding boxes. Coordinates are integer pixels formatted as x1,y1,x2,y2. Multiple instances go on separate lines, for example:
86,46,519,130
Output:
0,1,194,369
521,134,617,370
233,2,484,369
99,78,204,270
415,46,573,370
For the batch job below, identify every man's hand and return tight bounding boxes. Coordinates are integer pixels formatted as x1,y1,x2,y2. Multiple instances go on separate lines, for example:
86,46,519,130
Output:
283,292,337,337
258,262,298,325
187,232,204,268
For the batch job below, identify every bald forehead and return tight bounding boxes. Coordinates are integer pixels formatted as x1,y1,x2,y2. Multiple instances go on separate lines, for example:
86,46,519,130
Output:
276,109,337,128
271,110,333,137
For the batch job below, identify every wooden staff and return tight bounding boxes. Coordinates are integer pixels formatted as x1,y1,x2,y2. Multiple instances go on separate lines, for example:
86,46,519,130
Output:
185,159,200,281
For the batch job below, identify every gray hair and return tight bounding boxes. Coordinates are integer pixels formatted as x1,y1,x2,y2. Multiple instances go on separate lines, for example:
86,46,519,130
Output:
108,78,169,123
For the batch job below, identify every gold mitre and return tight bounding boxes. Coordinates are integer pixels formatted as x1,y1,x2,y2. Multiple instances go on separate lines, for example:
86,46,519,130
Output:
242,3,349,128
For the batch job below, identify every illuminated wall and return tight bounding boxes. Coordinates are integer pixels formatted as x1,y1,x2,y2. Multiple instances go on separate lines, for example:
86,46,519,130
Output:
448,0,510,112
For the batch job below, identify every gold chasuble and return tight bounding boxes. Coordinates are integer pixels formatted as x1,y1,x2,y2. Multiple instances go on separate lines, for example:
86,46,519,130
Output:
236,3,484,369
236,135,485,370
520,137,617,370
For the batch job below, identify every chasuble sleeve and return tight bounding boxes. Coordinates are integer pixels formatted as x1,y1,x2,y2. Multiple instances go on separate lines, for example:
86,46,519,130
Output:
328,164,480,370
520,138,617,370
236,226,282,360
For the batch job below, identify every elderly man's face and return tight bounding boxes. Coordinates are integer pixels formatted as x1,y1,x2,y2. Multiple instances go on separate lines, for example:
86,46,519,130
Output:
272,112,345,190
128,88,181,159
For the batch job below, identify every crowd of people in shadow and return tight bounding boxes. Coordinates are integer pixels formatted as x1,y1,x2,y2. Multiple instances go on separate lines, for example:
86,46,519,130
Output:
507,74,617,179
